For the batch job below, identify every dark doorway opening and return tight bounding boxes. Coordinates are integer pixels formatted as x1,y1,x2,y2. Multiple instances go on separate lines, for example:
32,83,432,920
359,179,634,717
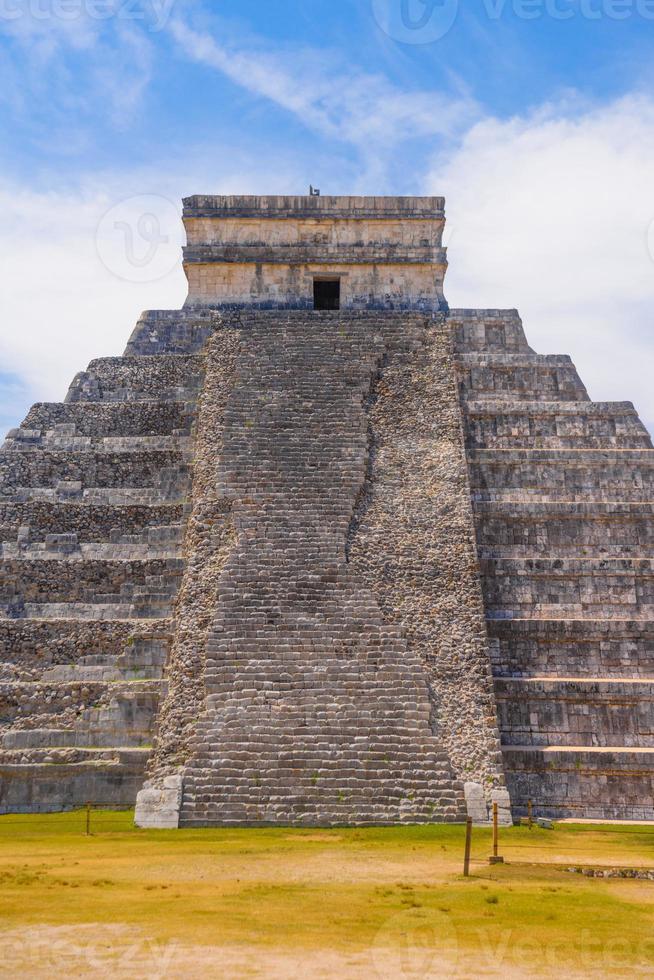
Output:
314,279,340,311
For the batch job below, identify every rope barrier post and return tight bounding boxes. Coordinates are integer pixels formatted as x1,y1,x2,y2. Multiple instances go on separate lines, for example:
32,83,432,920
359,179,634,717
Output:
463,816,473,877
489,801,504,865
528,798,533,830
85,802,91,837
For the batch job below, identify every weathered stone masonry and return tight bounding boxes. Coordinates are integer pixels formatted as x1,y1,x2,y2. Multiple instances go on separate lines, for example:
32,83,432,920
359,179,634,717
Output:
452,309,654,820
3,194,654,825
157,312,505,827
0,310,210,811
146,324,239,779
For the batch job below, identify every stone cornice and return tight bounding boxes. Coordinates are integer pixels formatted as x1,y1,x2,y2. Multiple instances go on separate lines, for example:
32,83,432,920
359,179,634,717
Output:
183,195,445,220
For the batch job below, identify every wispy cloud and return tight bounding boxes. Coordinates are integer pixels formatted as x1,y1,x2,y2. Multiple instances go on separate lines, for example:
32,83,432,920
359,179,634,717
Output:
0,146,307,431
435,93,654,432
1,6,653,441
168,17,479,173
0,3,156,131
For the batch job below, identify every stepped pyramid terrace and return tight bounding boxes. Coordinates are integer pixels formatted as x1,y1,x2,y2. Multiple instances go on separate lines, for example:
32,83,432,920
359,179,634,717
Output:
1,194,653,828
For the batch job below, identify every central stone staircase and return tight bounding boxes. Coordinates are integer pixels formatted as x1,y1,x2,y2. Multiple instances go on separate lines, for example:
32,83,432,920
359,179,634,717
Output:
157,311,505,827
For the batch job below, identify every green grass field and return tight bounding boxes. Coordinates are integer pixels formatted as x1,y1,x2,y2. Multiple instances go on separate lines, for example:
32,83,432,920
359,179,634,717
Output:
1,811,654,978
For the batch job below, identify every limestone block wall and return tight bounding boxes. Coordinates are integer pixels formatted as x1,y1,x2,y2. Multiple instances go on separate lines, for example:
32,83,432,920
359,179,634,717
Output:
183,262,446,312
0,310,211,812
182,196,448,311
453,308,654,820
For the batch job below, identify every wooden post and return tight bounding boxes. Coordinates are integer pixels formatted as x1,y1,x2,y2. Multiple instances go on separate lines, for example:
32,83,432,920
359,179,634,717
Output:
463,817,473,877
85,802,91,837
489,801,504,864
528,798,533,830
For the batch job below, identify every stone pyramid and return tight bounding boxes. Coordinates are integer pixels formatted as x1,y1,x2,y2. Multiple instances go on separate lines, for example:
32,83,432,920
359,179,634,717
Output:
1,195,651,826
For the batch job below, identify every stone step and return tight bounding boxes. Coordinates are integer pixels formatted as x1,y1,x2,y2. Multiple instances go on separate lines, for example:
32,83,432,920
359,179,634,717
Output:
2,433,192,453
0,557,183,604
502,745,654,821
181,767,467,826
18,401,195,438
0,680,162,732
449,309,530,353
468,448,654,502
0,540,182,562
65,354,203,403
128,310,422,357
458,353,575,366
1,601,171,621
0,751,150,813
213,310,427,324
0,619,171,677
4,487,185,506
40,660,163,682
0,501,185,544
496,676,654,747
482,557,654,619
0,745,150,764
464,400,652,450
124,309,214,356
0,448,190,493
181,808,466,827
488,618,654,678
474,501,654,557
0,541,182,562
456,354,588,402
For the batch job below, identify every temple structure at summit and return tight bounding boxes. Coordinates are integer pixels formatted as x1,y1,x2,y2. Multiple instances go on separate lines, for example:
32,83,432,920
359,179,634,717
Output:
1,195,652,827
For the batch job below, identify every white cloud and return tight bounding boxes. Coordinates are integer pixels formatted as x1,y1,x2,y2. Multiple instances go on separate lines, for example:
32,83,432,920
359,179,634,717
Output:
0,150,308,430
168,19,478,162
0,1,98,51
433,94,654,432
0,180,187,425
0,3,156,126
1,15,653,441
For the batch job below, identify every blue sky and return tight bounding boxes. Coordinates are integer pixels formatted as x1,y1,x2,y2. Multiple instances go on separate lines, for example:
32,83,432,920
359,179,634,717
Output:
1,0,654,431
